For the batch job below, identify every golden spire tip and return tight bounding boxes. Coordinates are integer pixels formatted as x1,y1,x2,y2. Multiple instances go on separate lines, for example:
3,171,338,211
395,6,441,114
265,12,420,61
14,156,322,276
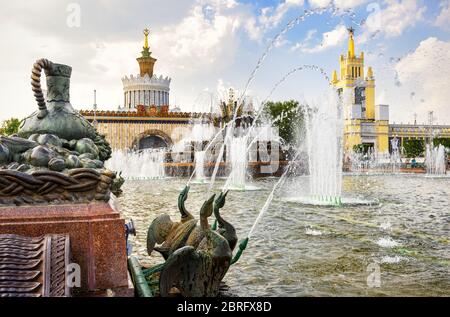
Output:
143,28,150,49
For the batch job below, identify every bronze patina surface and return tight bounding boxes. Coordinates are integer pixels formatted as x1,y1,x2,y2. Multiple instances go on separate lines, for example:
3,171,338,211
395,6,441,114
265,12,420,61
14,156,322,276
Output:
0,58,128,296
0,234,70,297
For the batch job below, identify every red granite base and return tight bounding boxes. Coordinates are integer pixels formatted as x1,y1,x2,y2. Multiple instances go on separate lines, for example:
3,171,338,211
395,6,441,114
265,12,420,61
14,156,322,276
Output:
0,199,129,293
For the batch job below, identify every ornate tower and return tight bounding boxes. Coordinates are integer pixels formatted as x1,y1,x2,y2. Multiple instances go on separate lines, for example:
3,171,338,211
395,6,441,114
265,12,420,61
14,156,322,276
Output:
122,29,171,110
332,28,389,154
137,29,157,77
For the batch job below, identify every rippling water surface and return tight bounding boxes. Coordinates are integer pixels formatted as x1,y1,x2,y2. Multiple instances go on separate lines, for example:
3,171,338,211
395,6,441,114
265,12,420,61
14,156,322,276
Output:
117,174,450,296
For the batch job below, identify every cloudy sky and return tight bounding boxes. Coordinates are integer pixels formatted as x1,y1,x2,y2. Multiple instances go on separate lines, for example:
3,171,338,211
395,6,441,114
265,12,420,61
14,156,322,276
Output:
0,0,449,124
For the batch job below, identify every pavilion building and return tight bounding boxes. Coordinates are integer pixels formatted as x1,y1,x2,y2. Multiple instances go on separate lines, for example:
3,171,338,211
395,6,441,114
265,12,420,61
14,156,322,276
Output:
332,28,450,155
79,29,210,150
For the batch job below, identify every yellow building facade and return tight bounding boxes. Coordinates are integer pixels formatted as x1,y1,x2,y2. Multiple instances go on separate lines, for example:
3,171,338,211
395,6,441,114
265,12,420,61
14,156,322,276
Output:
332,28,389,154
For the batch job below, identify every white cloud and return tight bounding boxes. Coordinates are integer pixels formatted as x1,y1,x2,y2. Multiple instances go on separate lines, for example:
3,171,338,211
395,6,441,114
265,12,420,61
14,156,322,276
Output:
291,29,318,51
436,0,450,30
259,0,305,29
361,0,426,41
297,24,347,53
0,0,262,119
393,37,450,123
155,5,239,70
308,0,368,9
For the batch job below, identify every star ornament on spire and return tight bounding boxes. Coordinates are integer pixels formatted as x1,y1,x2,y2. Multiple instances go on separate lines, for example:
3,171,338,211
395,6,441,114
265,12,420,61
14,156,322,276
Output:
348,26,355,36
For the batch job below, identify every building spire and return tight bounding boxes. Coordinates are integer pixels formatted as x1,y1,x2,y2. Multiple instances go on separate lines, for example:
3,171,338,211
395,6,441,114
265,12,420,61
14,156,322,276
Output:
137,28,157,77
141,28,152,58
348,27,355,58
331,70,338,84
143,28,150,50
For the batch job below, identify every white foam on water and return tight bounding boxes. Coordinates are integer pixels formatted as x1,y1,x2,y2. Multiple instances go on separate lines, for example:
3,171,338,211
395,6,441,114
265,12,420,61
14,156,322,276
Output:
380,221,392,231
380,255,407,264
376,237,401,248
305,228,323,236
283,196,378,206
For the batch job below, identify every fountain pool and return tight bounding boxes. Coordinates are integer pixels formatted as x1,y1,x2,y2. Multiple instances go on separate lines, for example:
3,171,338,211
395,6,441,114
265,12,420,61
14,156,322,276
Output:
118,174,449,296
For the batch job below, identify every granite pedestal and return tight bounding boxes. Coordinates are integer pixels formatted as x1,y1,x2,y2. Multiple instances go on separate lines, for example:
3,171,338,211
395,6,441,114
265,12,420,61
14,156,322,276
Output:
0,199,130,294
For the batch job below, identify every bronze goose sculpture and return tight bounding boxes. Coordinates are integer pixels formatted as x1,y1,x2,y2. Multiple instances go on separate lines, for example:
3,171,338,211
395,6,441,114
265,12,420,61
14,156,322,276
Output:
214,191,238,251
184,194,216,249
147,186,197,259
159,194,232,297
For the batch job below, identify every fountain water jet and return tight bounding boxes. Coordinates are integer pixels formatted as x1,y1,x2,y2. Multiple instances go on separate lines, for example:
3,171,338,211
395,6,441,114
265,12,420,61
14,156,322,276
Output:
283,92,378,206
191,151,207,184
205,5,363,195
306,92,343,205
106,149,166,180
223,134,260,191
426,144,447,176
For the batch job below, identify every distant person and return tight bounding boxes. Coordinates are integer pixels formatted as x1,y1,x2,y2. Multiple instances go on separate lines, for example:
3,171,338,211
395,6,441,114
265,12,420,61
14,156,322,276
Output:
411,158,417,168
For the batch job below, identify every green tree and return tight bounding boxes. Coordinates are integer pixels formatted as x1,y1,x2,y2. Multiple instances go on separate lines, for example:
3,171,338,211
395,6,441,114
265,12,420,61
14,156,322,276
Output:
403,139,425,158
433,138,450,149
262,100,305,146
353,144,373,154
0,118,21,136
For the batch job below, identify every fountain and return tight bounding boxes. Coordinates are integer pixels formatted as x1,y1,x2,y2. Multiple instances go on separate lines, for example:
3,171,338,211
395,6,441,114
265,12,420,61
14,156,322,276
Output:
192,150,207,184
226,134,249,191
390,137,402,173
281,92,378,206
348,138,402,175
106,149,166,180
426,144,447,176
306,92,343,205
283,92,344,205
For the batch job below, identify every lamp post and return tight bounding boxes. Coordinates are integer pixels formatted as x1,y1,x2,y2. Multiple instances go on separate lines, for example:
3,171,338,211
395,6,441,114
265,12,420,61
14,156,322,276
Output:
93,89,98,129
428,111,434,147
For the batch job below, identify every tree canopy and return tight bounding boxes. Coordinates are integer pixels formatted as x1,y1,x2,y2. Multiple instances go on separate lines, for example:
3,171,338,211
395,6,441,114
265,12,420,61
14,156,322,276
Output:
0,118,21,136
262,100,305,146
403,139,425,158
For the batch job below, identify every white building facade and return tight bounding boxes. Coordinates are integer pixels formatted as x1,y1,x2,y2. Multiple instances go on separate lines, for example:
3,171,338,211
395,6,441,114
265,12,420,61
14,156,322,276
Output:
122,74,171,109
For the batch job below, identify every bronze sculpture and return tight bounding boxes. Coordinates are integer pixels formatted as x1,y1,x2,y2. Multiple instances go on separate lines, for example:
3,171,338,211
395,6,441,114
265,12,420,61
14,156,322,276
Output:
213,191,238,251
144,188,239,297
158,194,232,297
146,186,198,259
0,58,119,205
19,59,111,161
0,234,71,297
